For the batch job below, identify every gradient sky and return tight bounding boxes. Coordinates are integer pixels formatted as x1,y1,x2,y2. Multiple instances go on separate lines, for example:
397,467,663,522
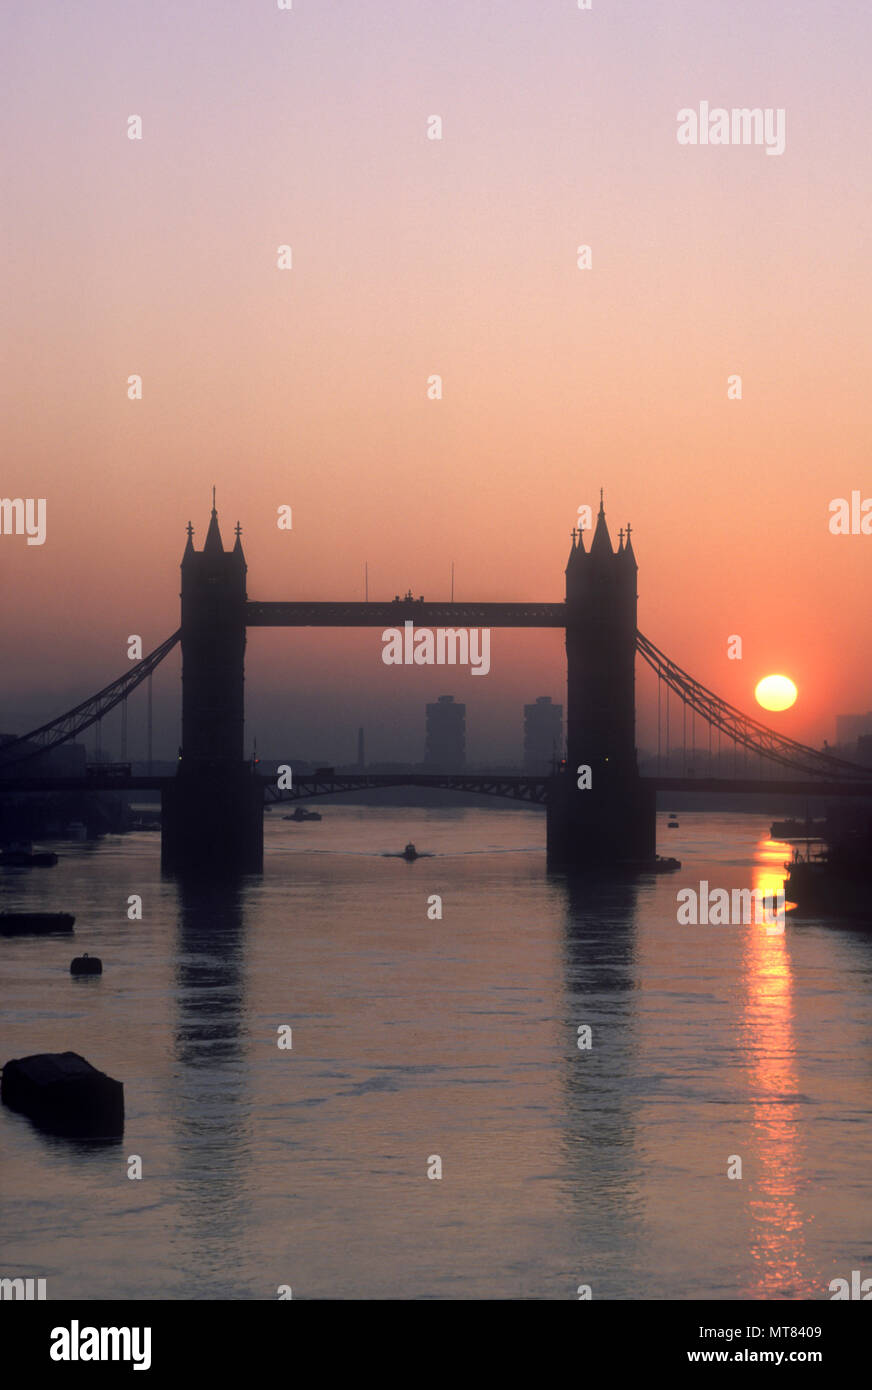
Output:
2,1,871,764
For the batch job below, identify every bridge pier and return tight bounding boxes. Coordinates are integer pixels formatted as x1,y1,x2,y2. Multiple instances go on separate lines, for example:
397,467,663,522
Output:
546,770,656,869
161,767,263,874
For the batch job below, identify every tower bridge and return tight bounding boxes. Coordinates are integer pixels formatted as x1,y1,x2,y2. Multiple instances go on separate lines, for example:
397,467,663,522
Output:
2,498,869,872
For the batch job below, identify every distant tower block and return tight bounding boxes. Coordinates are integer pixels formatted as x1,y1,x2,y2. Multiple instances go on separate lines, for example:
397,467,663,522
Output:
161,498,263,873
524,696,563,773
425,695,466,770
547,495,655,866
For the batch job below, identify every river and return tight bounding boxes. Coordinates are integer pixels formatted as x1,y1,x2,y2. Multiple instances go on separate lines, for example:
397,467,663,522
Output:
2,807,870,1300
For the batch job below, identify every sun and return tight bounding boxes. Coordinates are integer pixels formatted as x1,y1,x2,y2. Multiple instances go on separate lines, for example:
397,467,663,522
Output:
755,674,798,712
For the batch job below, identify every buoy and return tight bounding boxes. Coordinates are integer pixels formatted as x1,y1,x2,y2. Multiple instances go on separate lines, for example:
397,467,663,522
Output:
70,953,102,976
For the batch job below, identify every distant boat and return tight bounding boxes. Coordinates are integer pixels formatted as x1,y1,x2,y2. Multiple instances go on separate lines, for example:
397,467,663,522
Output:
667,818,680,829
0,912,75,936
623,855,682,874
283,807,322,821
0,842,58,867
600,856,682,877
770,817,826,841
383,842,434,861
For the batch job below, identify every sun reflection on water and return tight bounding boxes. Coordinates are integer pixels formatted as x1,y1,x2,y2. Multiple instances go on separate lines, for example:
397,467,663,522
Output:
739,843,813,1298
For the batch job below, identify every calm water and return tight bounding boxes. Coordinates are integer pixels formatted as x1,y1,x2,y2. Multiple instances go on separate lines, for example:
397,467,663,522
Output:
2,807,871,1300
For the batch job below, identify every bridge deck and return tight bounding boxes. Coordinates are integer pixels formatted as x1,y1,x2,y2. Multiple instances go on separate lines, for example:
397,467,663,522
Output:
3,772,871,799
245,601,567,627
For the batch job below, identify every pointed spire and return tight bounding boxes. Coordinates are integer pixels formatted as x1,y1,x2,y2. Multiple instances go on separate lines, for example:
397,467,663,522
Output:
566,524,586,573
204,487,223,554
233,520,246,562
589,488,613,557
624,520,636,567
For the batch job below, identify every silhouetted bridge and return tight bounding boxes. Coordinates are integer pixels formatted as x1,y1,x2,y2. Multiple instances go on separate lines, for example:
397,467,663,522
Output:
2,499,870,870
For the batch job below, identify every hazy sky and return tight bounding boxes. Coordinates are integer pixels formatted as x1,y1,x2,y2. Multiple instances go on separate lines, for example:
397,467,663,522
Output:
2,1,870,764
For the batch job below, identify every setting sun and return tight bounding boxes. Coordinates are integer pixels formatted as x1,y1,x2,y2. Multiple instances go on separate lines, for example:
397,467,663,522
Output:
755,674,798,712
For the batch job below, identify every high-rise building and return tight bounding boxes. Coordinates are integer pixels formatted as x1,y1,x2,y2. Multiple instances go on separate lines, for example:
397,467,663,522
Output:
425,695,466,769
523,696,563,772
856,734,872,767
836,713,872,748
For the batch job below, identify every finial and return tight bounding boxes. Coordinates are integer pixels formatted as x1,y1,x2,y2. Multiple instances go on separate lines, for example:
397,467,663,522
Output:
619,527,624,545
235,521,242,539
186,520,193,540
600,487,604,508
626,522,632,539
571,527,578,543
211,485,217,515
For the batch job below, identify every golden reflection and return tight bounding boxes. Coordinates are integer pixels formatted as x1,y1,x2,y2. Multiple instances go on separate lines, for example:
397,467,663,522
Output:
740,843,812,1297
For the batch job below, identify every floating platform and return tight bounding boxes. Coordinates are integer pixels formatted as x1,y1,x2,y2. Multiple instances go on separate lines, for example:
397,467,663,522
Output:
0,912,74,936
1,1051,124,1138
0,849,58,867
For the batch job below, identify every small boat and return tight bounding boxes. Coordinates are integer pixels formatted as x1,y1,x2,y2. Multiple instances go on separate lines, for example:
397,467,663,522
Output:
667,819,680,829
652,855,681,872
383,842,434,861
621,855,682,874
0,912,75,936
0,842,58,867
1,1051,124,1138
283,807,323,822
70,953,102,976
606,856,683,877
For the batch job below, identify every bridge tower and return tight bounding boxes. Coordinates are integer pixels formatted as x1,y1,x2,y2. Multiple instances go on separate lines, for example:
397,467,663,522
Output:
547,495,656,867
161,498,263,872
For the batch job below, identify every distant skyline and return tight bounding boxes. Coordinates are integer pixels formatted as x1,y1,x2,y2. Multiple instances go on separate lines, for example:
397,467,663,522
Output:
3,1,870,762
